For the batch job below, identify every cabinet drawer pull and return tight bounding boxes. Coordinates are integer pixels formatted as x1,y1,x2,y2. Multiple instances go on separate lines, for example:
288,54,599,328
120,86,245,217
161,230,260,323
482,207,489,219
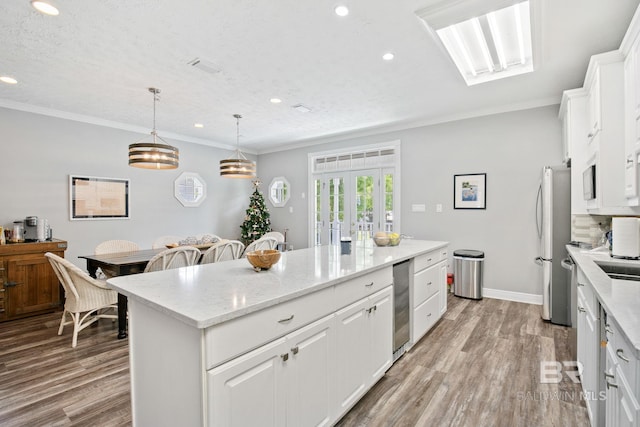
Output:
427,281,432,286
628,158,634,164
604,372,615,379
427,258,432,262
605,325,614,335
616,349,630,362
427,313,432,317
577,306,586,313
577,282,585,287
281,353,289,362
278,315,294,323
291,346,299,355
365,282,374,287
606,380,618,389
587,132,594,138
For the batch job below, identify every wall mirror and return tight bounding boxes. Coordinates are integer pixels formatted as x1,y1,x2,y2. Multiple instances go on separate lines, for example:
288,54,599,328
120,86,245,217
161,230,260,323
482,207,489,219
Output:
269,176,290,207
174,172,207,207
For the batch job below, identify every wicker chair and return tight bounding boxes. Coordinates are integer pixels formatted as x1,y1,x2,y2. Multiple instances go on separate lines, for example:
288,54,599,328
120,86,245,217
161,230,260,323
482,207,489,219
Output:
144,247,201,273
200,240,245,264
242,237,279,257
261,231,285,243
94,240,140,278
45,252,118,348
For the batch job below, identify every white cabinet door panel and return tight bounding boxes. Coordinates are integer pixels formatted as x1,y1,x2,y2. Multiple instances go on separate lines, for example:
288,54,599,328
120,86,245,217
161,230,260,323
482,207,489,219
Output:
368,287,393,383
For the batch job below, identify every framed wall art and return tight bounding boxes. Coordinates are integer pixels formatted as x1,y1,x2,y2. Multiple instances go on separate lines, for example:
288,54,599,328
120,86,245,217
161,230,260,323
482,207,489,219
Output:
70,175,130,220
453,173,486,209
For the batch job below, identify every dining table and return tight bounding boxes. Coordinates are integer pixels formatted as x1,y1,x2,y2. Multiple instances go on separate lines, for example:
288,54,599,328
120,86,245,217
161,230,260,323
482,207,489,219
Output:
79,248,165,339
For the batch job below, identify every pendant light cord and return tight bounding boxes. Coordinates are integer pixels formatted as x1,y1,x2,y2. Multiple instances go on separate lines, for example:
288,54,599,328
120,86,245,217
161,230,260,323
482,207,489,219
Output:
150,88,160,140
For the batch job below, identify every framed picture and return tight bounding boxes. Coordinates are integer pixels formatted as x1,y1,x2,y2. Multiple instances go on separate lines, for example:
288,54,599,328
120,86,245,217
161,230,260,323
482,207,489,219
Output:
454,173,486,209
70,175,130,220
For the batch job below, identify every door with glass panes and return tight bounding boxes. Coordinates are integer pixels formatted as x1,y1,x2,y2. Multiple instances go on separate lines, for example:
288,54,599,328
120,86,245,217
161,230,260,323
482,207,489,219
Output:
313,169,395,246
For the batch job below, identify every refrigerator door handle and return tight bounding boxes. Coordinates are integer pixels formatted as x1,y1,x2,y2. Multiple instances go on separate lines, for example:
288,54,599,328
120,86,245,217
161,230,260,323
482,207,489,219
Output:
560,257,574,271
535,183,543,239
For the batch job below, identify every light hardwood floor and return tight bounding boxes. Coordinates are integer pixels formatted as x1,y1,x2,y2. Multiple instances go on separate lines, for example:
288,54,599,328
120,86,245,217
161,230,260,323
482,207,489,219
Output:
0,295,589,426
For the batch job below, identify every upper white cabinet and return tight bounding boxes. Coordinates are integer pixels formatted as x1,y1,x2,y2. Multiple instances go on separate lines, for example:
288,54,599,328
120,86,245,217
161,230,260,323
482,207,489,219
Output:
582,51,627,213
622,6,640,206
559,89,588,214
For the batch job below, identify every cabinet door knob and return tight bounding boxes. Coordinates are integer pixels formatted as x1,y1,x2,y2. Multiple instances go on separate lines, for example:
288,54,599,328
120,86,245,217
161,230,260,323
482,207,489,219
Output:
278,315,294,323
365,282,374,287
291,346,299,355
616,349,630,363
427,281,432,286
578,306,586,313
4,281,20,287
281,353,289,362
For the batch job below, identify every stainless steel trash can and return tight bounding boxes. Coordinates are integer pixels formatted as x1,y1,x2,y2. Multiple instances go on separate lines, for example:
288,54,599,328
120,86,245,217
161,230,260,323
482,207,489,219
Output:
453,249,484,300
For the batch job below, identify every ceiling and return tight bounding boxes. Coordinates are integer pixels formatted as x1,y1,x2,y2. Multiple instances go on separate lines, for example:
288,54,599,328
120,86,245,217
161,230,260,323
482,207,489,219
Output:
0,0,638,154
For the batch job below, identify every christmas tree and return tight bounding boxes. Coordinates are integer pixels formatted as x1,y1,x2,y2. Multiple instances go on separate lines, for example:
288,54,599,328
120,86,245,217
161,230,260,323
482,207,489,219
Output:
240,180,271,245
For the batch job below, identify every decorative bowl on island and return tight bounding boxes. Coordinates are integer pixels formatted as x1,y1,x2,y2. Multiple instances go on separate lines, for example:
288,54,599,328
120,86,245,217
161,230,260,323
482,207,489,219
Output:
246,249,281,271
373,232,401,247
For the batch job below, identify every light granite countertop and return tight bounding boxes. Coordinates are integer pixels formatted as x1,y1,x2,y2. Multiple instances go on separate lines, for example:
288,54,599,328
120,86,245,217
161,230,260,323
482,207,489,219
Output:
567,245,640,357
107,239,448,329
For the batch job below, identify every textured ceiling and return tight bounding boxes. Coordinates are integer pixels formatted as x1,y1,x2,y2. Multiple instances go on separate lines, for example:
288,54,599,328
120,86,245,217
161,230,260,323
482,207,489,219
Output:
0,0,638,153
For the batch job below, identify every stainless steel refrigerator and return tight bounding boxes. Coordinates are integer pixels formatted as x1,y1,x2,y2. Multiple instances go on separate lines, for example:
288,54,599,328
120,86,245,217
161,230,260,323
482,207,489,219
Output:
535,166,571,325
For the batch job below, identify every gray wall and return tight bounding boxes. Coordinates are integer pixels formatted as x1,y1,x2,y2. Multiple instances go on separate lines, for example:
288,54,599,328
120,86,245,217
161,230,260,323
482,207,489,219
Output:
258,105,563,296
0,107,255,267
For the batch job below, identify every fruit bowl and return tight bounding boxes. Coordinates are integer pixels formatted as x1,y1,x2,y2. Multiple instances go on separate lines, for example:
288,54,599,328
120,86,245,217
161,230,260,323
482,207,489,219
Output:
388,233,401,246
246,249,281,271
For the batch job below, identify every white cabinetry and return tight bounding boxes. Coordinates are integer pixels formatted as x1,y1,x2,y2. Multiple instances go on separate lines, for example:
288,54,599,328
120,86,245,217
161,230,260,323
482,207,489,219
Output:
559,89,588,214
576,266,600,425
622,7,640,207
582,51,627,213
604,315,640,427
334,286,393,418
411,247,448,344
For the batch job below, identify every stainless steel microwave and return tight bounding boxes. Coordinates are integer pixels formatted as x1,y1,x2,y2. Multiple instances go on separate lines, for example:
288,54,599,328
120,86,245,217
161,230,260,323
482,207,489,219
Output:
583,164,596,200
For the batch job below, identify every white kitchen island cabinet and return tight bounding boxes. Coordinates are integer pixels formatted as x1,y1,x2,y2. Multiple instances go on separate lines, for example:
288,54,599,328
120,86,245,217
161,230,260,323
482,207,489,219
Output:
109,240,448,427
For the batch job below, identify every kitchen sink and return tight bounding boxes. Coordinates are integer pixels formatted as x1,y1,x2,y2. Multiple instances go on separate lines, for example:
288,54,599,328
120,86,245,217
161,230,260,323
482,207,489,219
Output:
595,261,640,281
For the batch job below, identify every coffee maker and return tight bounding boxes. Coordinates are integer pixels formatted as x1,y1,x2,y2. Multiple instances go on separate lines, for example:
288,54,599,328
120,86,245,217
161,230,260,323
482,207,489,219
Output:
24,216,39,242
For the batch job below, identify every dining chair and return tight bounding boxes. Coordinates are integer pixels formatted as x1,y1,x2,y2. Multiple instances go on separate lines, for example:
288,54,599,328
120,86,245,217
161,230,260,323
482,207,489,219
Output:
45,252,118,348
200,240,245,264
95,239,140,254
152,235,183,249
242,237,279,257
261,231,285,243
144,246,201,273
94,239,141,278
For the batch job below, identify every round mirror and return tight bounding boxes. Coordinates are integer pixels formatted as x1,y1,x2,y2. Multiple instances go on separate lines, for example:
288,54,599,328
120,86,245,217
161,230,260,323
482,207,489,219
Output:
269,176,290,207
174,172,207,207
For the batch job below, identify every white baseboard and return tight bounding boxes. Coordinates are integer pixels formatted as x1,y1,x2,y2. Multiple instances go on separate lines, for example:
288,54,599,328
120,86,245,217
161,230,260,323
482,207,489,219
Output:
482,288,543,305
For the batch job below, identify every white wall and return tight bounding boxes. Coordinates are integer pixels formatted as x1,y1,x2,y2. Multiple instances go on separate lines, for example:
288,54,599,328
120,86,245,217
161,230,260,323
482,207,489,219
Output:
0,107,255,267
258,105,564,296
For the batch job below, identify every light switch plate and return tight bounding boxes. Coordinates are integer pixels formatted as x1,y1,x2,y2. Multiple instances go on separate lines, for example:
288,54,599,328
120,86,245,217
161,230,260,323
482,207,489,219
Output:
411,204,426,212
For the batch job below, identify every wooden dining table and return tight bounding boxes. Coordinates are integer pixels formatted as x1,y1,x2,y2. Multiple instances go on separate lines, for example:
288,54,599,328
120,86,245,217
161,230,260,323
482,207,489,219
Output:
79,248,165,339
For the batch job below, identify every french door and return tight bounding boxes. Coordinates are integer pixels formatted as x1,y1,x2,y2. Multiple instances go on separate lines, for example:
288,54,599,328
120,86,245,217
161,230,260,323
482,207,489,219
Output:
312,169,396,246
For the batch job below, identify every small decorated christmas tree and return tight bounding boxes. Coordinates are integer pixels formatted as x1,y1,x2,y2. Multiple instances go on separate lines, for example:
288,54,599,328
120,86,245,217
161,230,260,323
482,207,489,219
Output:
240,180,271,245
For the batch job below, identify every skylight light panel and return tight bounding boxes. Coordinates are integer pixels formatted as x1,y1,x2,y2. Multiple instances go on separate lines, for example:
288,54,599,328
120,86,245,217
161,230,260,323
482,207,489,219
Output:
417,0,534,86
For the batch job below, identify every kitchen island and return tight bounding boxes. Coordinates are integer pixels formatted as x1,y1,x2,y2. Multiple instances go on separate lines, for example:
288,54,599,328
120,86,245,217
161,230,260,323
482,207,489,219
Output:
108,239,448,427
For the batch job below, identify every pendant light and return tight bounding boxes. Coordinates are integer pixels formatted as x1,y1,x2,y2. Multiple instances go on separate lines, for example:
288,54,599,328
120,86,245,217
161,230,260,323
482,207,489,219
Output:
219,114,256,178
128,88,179,170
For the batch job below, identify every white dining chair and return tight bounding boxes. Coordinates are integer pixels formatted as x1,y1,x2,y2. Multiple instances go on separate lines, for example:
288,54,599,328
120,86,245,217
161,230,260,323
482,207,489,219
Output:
200,240,245,264
45,252,118,348
260,231,285,243
94,239,140,278
144,246,201,273
242,237,279,257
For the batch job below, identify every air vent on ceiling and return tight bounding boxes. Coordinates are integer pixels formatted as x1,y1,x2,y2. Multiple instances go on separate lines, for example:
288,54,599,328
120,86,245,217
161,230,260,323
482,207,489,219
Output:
187,58,220,75
292,104,312,113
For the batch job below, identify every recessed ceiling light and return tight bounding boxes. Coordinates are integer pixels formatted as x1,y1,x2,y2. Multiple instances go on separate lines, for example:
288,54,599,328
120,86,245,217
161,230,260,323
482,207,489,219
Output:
194,123,204,128
270,98,282,104
0,76,18,84
31,1,59,16
335,5,349,17
382,53,395,61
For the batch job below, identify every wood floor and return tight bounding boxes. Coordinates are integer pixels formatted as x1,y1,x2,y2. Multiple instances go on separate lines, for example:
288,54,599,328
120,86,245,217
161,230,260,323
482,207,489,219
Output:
0,295,589,426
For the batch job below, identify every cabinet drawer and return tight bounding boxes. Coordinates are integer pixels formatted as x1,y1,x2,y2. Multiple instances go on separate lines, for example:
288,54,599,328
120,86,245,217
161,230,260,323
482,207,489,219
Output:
205,286,334,369
412,292,439,344
610,319,638,397
413,264,439,307
334,267,392,310
414,248,447,273
576,269,597,316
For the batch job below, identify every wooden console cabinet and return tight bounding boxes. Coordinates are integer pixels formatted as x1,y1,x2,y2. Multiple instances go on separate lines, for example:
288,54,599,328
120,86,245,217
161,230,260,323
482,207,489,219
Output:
0,240,67,322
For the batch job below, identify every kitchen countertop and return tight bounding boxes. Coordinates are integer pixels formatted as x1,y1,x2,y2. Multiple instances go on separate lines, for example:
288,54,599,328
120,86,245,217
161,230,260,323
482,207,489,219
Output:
567,245,640,357
108,239,448,330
